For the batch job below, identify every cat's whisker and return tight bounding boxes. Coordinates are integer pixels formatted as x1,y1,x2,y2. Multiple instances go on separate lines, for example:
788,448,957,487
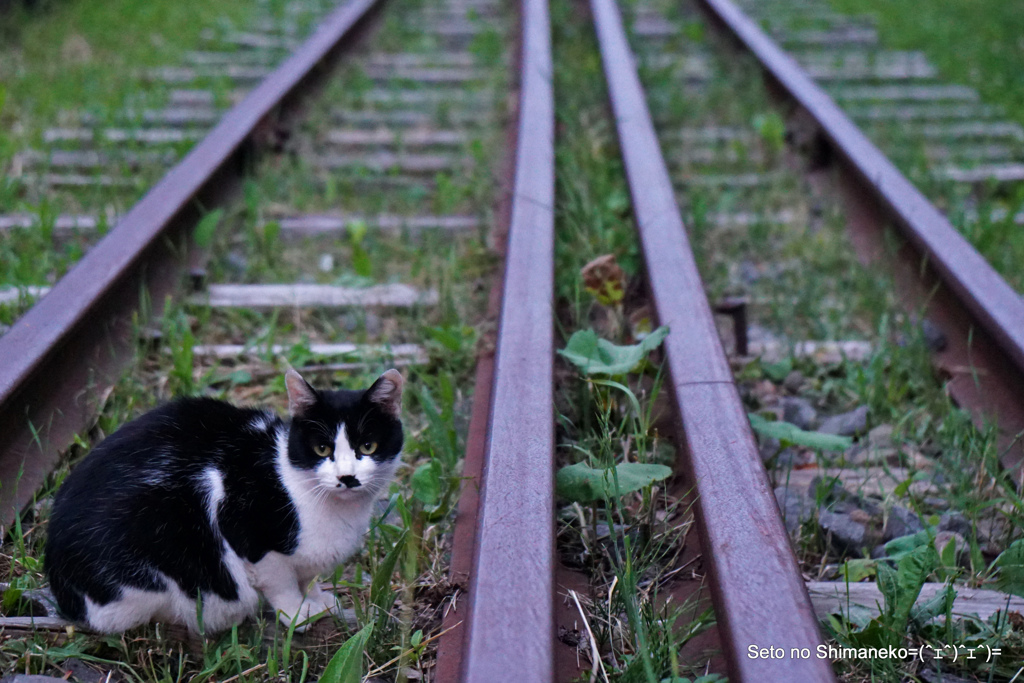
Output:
293,481,332,511
311,485,334,510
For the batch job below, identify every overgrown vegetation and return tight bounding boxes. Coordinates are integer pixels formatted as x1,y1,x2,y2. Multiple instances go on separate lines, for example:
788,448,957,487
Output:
825,0,1024,132
0,0,507,680
817,0,1024,292
0,0,336,307
632,0,1024,680
549,3,722,680
3,0,1024,680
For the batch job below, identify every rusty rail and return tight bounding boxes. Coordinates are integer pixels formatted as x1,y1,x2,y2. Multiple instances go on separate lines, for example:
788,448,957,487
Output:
0,0,384,526
457,0,556,680
696,0,1024,471
589,0,834,680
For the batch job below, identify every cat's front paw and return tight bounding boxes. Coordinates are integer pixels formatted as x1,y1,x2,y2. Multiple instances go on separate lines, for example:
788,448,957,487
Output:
277,598,332,632
314,588,359,628
313,591,341,617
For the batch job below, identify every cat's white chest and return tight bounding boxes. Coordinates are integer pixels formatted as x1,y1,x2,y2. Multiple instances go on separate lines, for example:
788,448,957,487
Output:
290,497,373,575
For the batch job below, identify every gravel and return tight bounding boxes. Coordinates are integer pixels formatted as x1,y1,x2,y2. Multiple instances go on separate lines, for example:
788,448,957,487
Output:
883,504,923,541
810,475,845,501
819,508,868,552
774,447,811,469
781,396,817,430
919,668,973,683
938,511,972,537
775,486,815,533
758,435,781,462
225,250,248,274
817,405,869,436
782,369,804,393
843,423,896,466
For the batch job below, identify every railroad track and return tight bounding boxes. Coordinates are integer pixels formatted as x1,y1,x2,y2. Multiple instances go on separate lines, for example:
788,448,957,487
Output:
440,0,1024,679
2,0,1024,681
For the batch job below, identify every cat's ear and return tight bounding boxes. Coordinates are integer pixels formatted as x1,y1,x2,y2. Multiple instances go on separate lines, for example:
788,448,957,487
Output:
285,368,317,417
366,369,404,418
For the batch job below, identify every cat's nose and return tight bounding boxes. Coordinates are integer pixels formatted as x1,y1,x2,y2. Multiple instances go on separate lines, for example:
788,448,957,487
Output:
338,475,361,489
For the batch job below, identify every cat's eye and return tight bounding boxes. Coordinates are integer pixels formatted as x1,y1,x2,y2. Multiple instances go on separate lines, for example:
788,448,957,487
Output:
313,443,333,458
358,441,378,456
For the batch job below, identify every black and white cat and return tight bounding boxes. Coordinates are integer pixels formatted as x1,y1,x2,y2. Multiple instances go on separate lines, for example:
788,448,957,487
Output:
44,368,404,633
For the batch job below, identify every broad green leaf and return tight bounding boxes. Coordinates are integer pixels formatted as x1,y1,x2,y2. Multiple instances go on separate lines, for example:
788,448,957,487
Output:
557,327,669,376
993,539,1024,598
227,370,251,386
881,543,938,634
838,558,876,583
892,475,914,499
824,613,845,637
15,556,39,573
370,532,405,614
410,461,442,506
761,357,792,382
844,604,878,629
845,616,889,648
939,534,959,569
192,208,224,249
747,413,852,452
883,530,930,560
2,587,22,614
556,461,672,503
876,561,898,615
319,622,373,683
911,583,955,627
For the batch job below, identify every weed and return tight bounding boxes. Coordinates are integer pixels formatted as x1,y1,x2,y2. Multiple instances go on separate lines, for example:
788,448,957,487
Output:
0,0,510,679
549,2,720,678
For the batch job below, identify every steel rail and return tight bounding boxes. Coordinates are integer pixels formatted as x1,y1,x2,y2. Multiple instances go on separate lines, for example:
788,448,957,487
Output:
433,4,524,680
696,0,1024,468
460,0,556,680
590,0,835,680
0,0,383,527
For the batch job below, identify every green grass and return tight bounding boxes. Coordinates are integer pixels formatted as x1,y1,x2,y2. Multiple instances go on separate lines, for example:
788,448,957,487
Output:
4,0,1024,679
0,0,509,679
825,0,1024,131
0,0,255,132
817,0,1024,294
0,0,333,296
627,0,1024,680
550,3,723,680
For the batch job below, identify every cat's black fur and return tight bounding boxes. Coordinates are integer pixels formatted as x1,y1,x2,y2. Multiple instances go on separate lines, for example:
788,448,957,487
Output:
45,370,403,631
46,399,294,621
